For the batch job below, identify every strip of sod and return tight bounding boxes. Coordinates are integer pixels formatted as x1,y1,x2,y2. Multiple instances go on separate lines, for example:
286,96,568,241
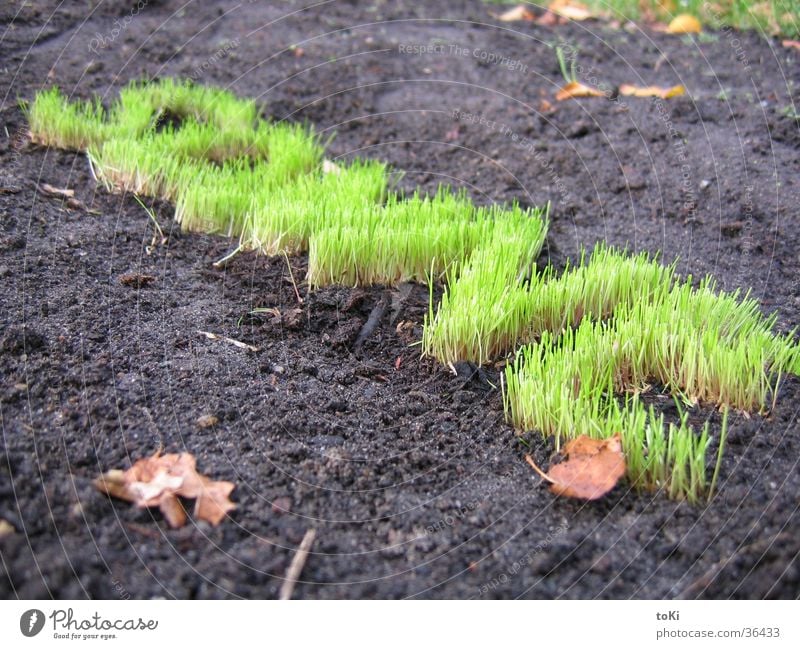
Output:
25,80,799,503
25,81,543,282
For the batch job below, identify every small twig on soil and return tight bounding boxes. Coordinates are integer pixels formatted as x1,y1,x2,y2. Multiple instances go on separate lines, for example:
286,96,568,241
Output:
353,290,390,354
197,330,259,352
37,182,98,213
282,251,303,305
212,244,243,268
279,528,316,601
525,454,556,484
38,182,74,198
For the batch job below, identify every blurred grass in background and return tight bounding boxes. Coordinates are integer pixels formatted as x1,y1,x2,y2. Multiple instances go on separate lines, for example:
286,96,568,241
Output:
487,1,800,37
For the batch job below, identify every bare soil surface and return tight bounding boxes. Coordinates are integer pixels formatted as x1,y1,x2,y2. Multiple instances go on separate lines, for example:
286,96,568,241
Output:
1,0,799,599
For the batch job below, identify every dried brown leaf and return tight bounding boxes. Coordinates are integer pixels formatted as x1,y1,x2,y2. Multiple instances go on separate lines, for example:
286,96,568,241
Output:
548,0,592,21
119,272,156,287
666,14,701,34
555,81,606,101
530,434,626,500
498,4,535,22
535,11,561,27
158,493,187,528
194,479,237,526
95,451,236,527
619,83,686,99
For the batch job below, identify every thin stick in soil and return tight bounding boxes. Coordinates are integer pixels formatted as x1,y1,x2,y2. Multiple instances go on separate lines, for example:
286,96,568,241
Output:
279,528,316,601
353,290,391,354
197,330,259,352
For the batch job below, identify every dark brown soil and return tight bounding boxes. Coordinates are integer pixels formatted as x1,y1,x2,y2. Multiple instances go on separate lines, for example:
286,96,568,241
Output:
1,0,799,599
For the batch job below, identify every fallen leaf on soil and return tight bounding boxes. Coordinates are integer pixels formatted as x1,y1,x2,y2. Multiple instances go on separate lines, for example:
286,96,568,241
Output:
498,4,535,21
782,39,800,51
619,83,686,99
38,183,74,198
525,433,626,500
65,196,99,213
666,14,701,34
119,272,156,287
94,451,236,528
548,0,592,21
535,11,561,27
556,81,606,101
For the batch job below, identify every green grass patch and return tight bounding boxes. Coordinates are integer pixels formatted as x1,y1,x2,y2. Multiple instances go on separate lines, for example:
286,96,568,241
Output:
308,191,545,288
26,79,800,504
499,247,797,501
23,87,110,151
421,205,549,366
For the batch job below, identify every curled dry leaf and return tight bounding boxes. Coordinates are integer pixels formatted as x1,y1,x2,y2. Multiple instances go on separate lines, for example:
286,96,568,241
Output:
782,40,800,51
498,4,535,22
556,81,606,101
619,83,686,99
666,14,701,34
526,433,626,500
94,451,236,528
548,0,592,21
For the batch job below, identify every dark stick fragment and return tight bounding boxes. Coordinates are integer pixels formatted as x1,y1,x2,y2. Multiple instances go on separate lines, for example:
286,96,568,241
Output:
352,290,390,354
452,360,492,391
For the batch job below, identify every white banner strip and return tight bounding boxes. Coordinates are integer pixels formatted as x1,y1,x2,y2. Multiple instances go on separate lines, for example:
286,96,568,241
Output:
1,600,797,647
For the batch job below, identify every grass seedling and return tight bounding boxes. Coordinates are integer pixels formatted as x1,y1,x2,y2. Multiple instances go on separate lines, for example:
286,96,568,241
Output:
556,45,578,84
708,407,730,502
132,194,167,250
